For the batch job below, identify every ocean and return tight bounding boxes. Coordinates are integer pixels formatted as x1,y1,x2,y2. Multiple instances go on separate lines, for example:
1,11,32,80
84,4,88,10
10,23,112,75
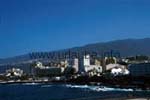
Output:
0,83,150,100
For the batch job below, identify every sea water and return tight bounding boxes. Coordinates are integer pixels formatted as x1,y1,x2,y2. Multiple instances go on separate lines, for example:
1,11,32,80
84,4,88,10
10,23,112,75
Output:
0,83,150,100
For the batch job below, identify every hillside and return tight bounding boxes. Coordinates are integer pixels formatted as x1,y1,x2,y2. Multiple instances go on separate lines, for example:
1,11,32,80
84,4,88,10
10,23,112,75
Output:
0,38,150,65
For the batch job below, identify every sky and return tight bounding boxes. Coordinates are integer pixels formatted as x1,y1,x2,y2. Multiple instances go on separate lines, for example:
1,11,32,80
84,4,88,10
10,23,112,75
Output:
0,0,150,58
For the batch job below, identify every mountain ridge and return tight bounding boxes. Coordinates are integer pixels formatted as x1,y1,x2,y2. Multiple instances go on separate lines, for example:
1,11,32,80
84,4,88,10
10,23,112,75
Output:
0,38,150,65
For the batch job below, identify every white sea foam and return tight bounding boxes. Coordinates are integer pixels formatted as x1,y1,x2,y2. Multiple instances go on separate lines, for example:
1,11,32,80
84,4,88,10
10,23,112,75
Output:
64,84,134,92
65,84,89,89
90,87,133,92
41,85,52,88
22,83,40,85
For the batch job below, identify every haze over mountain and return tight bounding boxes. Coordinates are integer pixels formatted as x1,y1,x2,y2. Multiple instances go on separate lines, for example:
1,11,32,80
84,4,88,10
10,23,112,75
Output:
0,38,150,65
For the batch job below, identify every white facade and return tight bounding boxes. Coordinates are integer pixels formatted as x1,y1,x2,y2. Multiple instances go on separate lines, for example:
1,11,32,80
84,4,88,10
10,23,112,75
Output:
111,68,129,76
106,64,125,71
85,65,102,73
84,55,90,66
72,58,79,73
6,68,23,77
106,64,129,76
36,62,44,68
83,55,102,73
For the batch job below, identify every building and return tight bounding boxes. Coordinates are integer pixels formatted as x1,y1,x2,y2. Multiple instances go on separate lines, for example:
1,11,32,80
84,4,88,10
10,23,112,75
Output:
111,67,129,76
35,67,62,77
65,58,79,73
104,57,117,65
106,64,125,71
84,55,90,66
34,62,64,77
72,58,79,73
106,64,129,76
128,63,150,77
105,63,129,76
6,68,24,77
83,55,102,74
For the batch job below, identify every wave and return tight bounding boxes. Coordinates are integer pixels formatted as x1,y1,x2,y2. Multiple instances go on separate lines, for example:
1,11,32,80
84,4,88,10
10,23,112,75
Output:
90,87,134,92
16,83,149,92
22,83,40,85
64,84,134,92
41,85,53,88
65,84,89,89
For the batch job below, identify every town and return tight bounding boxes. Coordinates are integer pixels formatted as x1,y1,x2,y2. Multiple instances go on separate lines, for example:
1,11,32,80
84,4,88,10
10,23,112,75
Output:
0,53,150,90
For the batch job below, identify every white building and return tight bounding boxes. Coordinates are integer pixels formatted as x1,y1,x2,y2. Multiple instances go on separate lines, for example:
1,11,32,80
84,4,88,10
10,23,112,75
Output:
66,58,79,73
6,68,24,77
34,62,65,76
106,64,129,76
83,55,102,74
35,62,44,69
84,55,90,66
72,58,79,73
111,67,129,76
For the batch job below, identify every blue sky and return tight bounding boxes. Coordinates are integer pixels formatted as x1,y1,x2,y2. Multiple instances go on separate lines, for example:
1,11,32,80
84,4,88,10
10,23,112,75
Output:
0,0,150,58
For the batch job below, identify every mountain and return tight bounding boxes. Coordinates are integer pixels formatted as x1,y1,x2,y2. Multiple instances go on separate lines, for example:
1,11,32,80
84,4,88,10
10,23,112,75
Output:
63,38,150,58
0,38,150,65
